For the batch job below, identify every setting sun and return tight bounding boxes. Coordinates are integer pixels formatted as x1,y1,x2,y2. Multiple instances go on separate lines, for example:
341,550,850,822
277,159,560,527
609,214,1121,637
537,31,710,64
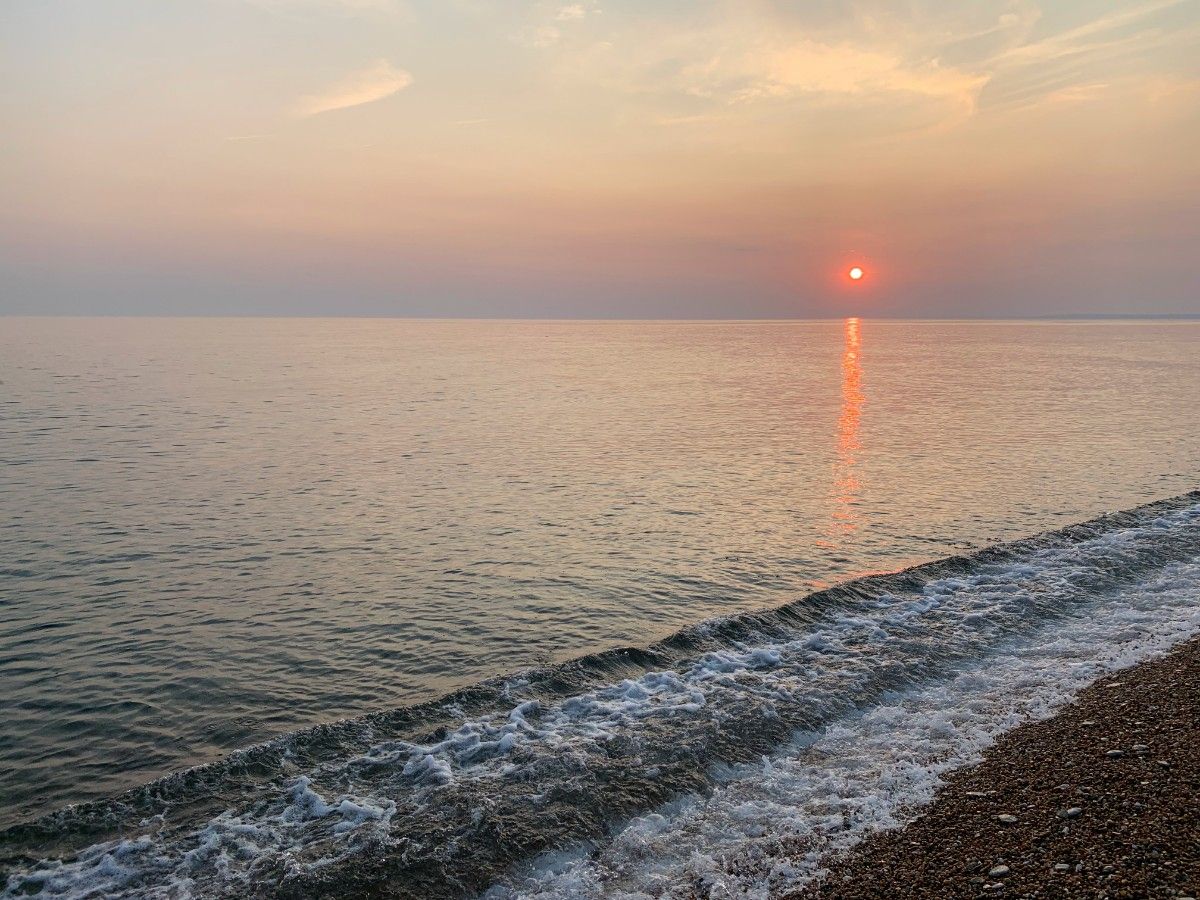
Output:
4,1,1198,896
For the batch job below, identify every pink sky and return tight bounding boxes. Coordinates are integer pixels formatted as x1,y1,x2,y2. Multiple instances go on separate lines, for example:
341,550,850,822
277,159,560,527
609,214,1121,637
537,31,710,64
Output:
2,0,1198,316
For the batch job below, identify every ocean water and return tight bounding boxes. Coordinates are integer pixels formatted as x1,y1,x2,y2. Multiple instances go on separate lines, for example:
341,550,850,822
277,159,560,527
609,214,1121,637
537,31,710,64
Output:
1,318,1199,898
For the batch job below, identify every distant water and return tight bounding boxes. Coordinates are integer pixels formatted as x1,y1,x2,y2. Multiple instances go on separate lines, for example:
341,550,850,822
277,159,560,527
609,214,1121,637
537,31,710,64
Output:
1,319,1199,896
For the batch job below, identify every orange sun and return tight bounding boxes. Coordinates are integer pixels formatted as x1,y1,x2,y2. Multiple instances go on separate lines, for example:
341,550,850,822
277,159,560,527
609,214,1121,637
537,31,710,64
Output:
848,266,864,281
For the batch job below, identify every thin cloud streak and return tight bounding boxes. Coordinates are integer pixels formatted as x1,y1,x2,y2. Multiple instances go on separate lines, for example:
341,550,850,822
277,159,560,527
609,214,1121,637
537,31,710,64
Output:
293,59,412,117
246,0,409,18
991,0,1190,65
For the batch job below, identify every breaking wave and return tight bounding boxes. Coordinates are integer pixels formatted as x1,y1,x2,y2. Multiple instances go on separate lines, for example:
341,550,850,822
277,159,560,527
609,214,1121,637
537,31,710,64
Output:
3,491,1199,899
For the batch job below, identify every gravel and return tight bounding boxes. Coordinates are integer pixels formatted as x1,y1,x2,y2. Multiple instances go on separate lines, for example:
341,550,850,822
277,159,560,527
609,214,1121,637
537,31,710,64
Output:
789,635,1200,899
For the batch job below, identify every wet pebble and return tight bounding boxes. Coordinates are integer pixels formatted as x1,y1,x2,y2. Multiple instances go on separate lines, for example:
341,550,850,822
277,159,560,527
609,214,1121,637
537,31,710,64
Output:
789,636,1200,900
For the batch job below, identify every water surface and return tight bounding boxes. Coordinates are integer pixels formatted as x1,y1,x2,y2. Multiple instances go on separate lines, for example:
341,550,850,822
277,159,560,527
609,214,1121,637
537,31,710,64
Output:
1,318,1198,826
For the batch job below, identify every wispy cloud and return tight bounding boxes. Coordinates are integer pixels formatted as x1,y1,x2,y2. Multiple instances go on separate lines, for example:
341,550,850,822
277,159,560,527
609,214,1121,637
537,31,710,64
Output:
555,4,587,22
560,21,989,120
521,2,598,47
734,41,988,112
528,25,561,48
531,0,1195,132
294,60,413,117
992,0,1190,65
979,0,1196,113
247,0,408,18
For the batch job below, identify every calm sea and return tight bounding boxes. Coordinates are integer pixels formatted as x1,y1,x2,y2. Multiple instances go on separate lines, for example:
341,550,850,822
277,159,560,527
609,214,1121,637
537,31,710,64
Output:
1,318,1198,897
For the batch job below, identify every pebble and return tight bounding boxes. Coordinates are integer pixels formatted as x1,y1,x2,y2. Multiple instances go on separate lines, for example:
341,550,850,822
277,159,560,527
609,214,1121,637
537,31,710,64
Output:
988,865,1010,878
786,638,1200,900
1081,720,1098,727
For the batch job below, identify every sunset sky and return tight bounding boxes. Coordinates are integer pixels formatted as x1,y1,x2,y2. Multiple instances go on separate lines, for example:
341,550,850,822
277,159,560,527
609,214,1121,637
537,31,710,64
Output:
2,0,1198,317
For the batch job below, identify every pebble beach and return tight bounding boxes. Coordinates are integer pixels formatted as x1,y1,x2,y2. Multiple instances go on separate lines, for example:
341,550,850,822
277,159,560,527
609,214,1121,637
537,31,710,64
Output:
792,636,1200,899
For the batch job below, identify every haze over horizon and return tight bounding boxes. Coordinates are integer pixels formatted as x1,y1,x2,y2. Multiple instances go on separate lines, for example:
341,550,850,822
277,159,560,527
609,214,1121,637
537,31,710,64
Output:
3,0,1198,318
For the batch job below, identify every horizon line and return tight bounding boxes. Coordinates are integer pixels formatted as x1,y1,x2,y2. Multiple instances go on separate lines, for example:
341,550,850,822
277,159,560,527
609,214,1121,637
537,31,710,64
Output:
3,313,1199,322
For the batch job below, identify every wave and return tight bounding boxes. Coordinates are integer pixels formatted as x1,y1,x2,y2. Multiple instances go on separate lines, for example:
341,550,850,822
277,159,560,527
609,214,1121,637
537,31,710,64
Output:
3,490,1199,899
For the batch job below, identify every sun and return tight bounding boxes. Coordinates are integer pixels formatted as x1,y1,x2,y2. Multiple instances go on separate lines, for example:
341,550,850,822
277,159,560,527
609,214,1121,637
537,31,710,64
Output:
848,266,864,281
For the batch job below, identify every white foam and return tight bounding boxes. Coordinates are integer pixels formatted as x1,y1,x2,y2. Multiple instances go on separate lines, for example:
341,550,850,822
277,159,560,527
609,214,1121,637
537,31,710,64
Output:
491,559,1200,898
374,504,1200,803
5,502,1198,899
3,777,395,899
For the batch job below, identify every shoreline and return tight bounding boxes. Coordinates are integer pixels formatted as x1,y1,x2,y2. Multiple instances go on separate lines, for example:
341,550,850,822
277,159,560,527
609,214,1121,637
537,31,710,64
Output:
4,492,1194,840
790,635,1200,899
3,494,1196,897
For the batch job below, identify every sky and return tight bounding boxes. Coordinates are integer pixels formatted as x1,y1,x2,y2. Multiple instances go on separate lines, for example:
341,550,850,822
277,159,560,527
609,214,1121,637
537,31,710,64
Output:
2,0,1198,317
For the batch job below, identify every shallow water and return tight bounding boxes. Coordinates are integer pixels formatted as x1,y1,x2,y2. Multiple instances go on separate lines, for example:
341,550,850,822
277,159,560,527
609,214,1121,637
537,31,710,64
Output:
1,317,1198,832
4,494,1199,899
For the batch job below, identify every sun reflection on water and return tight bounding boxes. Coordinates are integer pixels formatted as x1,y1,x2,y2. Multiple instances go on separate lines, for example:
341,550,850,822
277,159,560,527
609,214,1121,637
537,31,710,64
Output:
831,317,865,538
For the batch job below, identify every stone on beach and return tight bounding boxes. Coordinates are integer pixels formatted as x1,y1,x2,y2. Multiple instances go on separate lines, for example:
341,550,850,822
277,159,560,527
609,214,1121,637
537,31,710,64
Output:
789,635,1200,900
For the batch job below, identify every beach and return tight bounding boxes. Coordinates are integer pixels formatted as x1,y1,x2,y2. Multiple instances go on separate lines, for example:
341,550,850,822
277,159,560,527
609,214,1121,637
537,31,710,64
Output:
794,636,1200,899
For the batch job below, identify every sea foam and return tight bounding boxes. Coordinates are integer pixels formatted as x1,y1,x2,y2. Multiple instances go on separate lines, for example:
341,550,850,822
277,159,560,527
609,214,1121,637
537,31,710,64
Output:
3,495,1199,899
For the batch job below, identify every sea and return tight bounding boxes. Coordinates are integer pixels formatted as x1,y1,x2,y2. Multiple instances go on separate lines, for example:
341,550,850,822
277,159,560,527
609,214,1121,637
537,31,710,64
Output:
1,317,1198,898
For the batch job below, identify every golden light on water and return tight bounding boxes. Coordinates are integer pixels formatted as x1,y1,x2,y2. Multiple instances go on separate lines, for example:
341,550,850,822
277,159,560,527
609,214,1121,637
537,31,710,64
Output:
831,316,865,538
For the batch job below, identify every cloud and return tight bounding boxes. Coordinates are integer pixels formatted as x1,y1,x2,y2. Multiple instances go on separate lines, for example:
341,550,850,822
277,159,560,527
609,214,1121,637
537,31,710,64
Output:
977,0,1197,113
991,0,1190,66
528,25,562,47
555,4,587,21
520,2,597,47
536,0,1194,132
733,40,989,112
294,60,413,117
565,21,989,120
247,0,408,17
